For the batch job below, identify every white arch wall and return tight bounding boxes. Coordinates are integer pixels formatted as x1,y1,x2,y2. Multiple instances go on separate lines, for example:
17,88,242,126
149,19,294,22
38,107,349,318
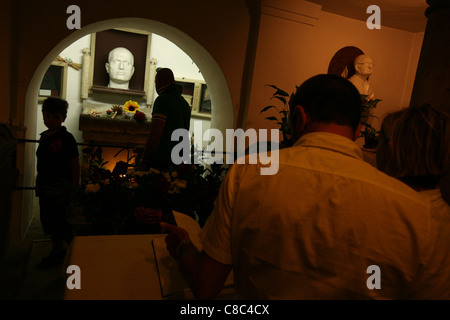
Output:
34,33,214,145
23,18,234,233
28,18,234,140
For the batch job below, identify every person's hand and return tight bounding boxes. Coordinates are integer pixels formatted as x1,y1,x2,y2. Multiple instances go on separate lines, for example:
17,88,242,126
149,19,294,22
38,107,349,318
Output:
160,222,192,259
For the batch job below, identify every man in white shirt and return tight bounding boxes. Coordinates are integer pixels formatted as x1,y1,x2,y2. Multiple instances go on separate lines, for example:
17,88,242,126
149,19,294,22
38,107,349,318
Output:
162,74,436,299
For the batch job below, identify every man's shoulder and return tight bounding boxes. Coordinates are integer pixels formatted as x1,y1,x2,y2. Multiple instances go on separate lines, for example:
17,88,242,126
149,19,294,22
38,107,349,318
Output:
368,171,428,205
154,92,190,112
279,145,429,205
153,92,180,109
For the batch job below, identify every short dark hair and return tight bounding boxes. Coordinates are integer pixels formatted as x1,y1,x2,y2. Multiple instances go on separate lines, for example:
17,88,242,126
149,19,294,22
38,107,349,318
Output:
290,74,362,131
42,97,69,117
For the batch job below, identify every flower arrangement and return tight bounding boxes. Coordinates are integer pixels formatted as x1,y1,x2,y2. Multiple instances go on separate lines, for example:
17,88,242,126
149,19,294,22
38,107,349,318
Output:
91,102,147,121
106,105,124,119
111,105,123,115
133,110,146,122
124,100,140,114
76,146,229,235
88,110,100,117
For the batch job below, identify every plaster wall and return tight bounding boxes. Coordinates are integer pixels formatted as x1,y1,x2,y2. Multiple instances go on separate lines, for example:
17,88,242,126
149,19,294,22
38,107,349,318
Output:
3,0,427,241
4,0,250,239
35,34,210,146
247,10,424,145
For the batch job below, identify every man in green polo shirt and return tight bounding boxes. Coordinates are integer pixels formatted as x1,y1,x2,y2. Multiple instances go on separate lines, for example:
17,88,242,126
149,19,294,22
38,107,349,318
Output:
142,68,191,170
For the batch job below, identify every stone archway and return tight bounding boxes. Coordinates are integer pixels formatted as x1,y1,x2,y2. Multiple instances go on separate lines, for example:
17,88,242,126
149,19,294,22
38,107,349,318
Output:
26,17,234,139
21,18,234,235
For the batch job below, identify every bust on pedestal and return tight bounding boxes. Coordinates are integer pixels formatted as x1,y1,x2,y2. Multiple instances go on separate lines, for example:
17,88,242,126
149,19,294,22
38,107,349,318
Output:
105,47,135,90
349,54,375,96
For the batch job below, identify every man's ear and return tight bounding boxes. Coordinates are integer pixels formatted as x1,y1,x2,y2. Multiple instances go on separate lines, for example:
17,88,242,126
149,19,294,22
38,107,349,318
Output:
353,122,362,141
294,105,308,135
105,63,110,73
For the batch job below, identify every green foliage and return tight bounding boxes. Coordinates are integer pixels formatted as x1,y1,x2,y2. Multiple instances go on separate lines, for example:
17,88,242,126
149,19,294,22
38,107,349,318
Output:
261,87,383,148
76,148,229,234
261,84,296,147
360,94,382,114
359,94,382,140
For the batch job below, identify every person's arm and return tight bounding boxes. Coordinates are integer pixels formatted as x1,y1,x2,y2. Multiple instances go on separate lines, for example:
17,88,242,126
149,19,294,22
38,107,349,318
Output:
142,115,166,167
161,222,232,300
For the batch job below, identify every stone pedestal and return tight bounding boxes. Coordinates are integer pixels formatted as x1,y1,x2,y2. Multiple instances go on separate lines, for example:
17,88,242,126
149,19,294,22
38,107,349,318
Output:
79,114,151,146
410,0,450,112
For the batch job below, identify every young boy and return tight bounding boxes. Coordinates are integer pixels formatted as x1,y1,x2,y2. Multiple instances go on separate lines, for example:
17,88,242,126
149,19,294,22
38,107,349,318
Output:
36,97,80,267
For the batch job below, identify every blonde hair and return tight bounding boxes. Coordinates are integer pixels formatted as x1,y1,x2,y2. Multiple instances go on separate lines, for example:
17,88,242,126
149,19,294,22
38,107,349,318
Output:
388,104,450,182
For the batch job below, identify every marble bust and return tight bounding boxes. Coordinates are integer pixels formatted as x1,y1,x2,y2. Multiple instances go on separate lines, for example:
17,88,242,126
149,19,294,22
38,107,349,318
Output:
105,47,135,90
349,54,375,96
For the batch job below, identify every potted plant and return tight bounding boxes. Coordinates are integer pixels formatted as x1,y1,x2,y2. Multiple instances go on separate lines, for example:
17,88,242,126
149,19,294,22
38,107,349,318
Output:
261,85,382,150
360,94,382,149
360,124,378,149
260,84,296,147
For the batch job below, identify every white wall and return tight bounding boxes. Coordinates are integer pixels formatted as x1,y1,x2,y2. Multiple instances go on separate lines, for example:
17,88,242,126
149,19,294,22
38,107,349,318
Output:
36,32,211,147
151,33,204,81
247,9,425,148
36,35,90,144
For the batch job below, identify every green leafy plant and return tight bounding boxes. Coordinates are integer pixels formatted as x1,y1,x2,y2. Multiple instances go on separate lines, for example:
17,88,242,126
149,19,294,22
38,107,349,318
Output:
360,94,382,149
261,87,382,149
260,84,295,147
76,147,229,234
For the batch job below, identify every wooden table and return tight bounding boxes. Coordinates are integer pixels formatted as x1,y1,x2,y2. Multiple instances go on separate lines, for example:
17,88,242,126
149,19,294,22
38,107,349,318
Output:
63,212,234,300
64,234,174,300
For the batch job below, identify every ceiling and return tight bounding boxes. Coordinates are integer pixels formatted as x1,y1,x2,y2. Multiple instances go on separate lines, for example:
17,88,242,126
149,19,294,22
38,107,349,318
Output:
306,0,428,32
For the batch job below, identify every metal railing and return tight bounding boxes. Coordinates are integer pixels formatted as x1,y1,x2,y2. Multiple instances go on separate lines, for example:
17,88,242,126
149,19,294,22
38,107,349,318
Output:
14,139,138,190
16,138,137,150
13,137,275,190
13,138,233,190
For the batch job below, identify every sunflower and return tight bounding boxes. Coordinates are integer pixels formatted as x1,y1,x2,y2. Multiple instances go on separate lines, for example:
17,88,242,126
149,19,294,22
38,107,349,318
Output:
123,100,140,114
